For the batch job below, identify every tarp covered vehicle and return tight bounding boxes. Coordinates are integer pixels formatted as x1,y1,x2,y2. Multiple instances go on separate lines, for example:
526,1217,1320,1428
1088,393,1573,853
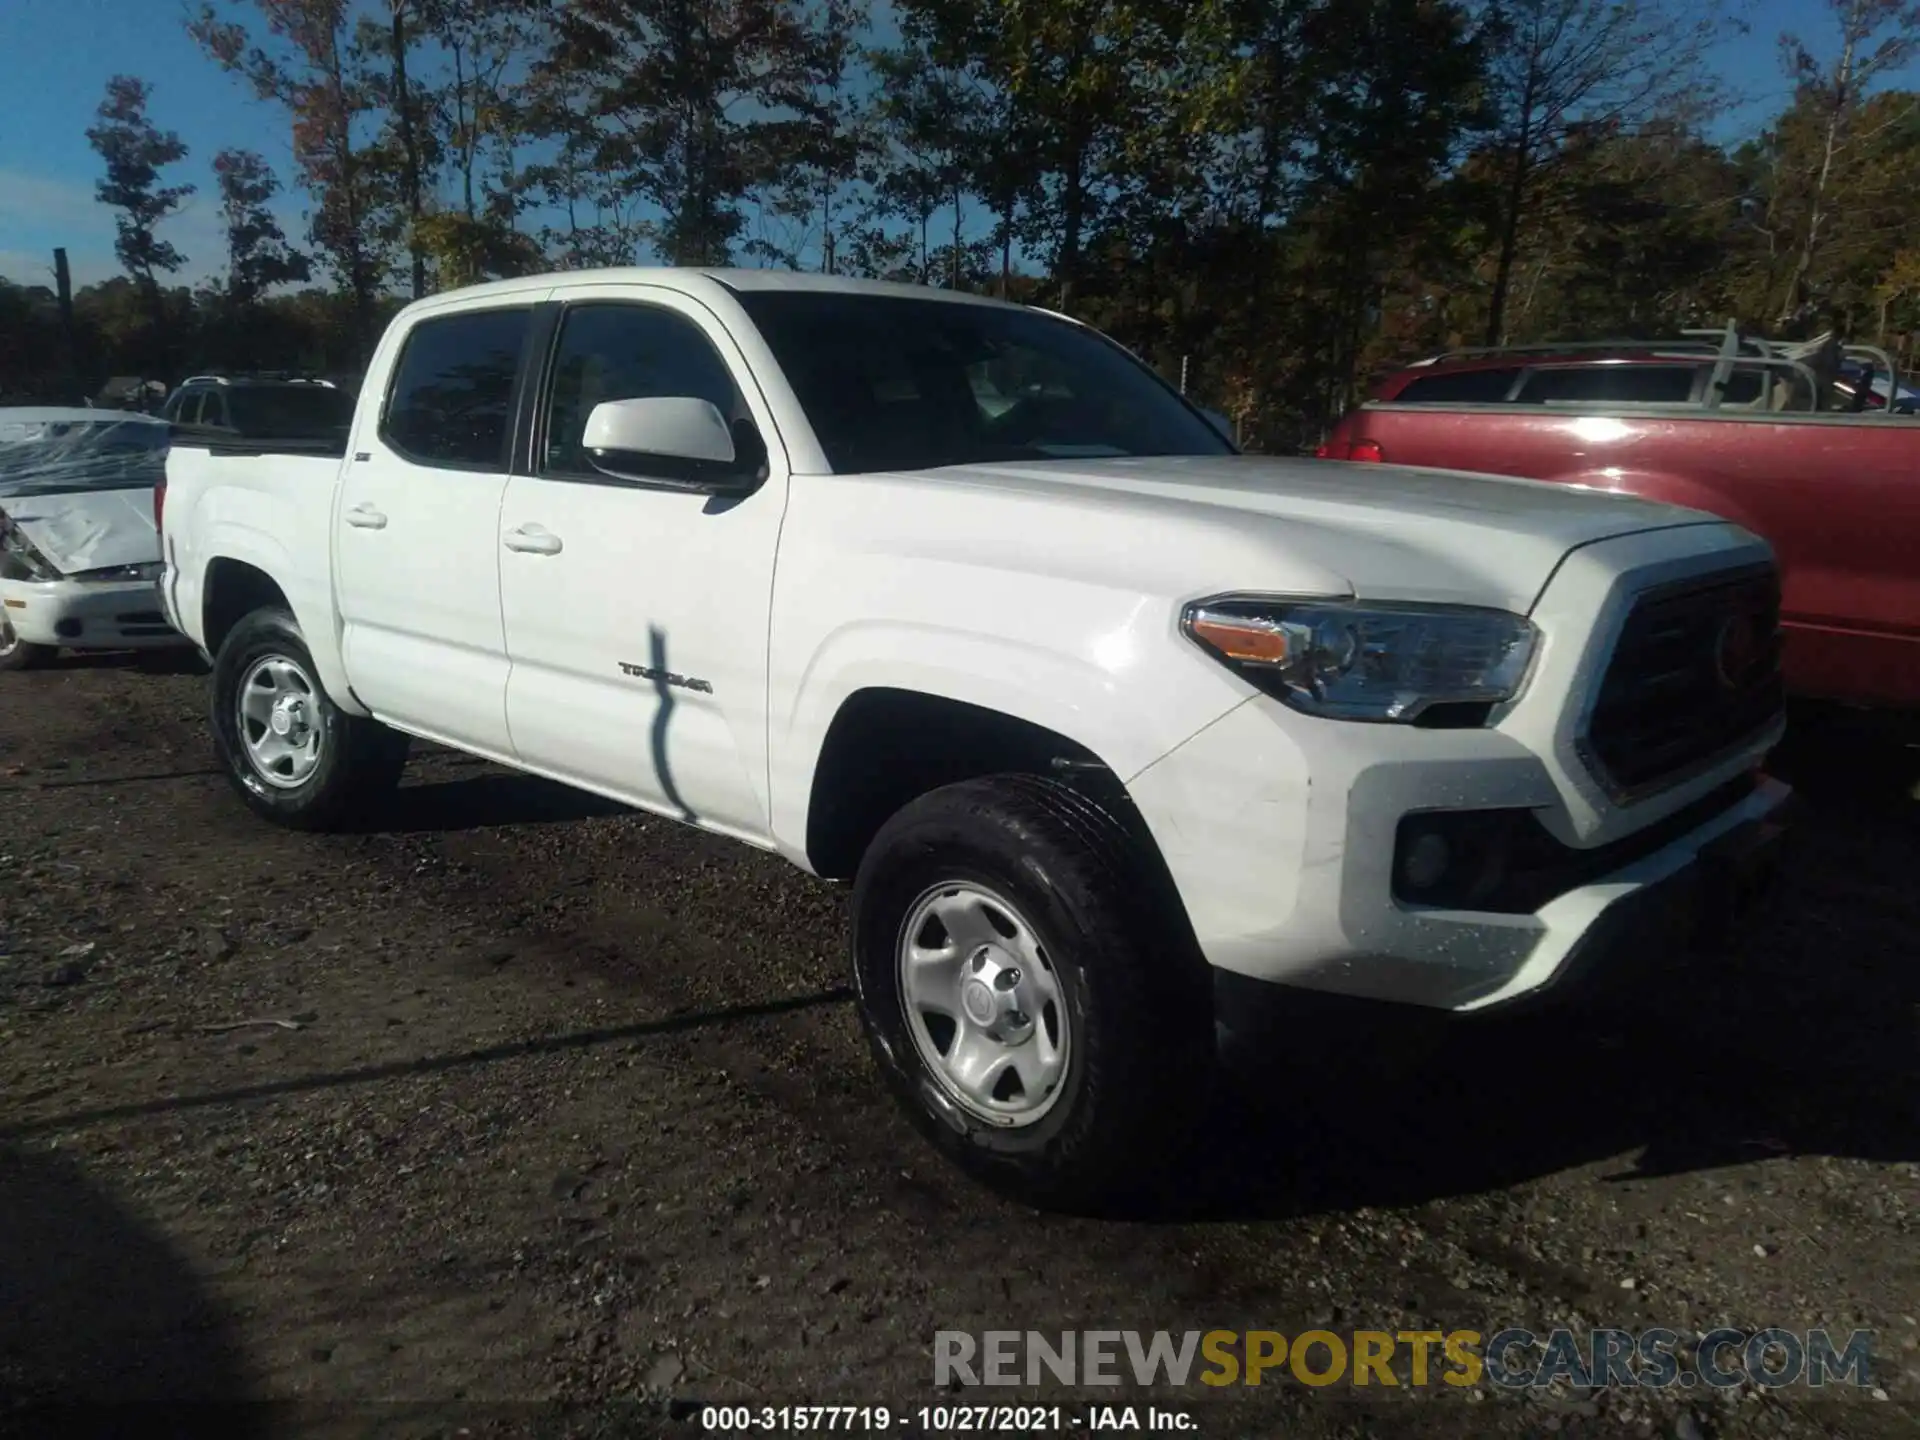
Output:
0,408,187,671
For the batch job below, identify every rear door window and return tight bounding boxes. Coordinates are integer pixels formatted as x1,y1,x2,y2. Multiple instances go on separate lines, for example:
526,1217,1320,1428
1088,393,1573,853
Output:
1392,368,1522,403
1515,365,1697,405
381,308,532,469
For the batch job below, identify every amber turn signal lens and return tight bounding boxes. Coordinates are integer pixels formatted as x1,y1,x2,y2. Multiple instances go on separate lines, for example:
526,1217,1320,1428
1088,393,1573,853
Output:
1188,613,1291,665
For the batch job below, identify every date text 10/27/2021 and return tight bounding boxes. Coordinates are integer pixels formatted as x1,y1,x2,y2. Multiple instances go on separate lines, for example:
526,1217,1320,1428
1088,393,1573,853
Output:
701,1407,1193,1432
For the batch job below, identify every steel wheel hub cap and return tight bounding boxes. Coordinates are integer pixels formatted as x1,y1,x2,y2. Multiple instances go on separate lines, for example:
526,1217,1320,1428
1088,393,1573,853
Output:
237,654,324,789
898,882,1070,1128
269,695,308,738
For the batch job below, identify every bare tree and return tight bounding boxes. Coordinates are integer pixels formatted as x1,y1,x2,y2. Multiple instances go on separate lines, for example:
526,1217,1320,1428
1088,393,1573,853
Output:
1772,0,1920,323
1477,0,1729,344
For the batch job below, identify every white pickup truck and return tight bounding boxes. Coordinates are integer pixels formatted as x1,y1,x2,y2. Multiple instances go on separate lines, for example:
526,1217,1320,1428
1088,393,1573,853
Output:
159,269,1792,1205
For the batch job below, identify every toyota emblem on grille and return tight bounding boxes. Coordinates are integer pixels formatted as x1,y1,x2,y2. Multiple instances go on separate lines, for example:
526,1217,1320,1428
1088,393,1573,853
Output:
1713,611,1763,689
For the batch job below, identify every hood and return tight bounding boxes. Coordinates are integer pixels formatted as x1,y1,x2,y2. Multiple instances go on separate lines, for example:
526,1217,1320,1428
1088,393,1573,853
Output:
0,488,161,575
903,454,1719,613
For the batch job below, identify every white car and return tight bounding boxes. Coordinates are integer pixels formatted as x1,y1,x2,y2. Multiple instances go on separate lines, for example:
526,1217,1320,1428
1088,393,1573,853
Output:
158,269,1793,1205
1,408,187,670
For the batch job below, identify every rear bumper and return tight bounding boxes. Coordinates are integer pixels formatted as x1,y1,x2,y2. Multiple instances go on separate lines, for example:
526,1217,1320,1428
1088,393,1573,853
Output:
0,577,188,650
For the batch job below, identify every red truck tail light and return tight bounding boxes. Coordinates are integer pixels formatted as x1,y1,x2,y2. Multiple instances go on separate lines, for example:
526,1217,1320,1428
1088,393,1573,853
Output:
1315,438,1386,463
153,474,167,534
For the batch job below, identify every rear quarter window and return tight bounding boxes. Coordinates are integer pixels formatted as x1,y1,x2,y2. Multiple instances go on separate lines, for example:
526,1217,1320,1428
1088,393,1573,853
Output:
1515,365,1697,405
1389,368,1523,403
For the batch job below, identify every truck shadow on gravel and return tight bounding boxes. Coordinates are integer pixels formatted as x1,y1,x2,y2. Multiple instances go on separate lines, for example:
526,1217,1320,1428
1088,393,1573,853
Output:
0,989,852,1144
1168,716,1920,1223
0,1142,259,1432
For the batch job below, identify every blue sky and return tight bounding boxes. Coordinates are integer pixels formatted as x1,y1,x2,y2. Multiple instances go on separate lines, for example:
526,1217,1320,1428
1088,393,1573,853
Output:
0,0,1909,290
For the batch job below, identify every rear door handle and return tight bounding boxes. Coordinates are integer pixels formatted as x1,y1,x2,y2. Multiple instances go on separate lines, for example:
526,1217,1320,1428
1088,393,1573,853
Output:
503,523,563,556
345,503,388,530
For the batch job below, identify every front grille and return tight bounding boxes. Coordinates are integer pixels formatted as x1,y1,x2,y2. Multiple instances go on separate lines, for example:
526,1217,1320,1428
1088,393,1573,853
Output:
1583,564,1783,799
115,610,166,624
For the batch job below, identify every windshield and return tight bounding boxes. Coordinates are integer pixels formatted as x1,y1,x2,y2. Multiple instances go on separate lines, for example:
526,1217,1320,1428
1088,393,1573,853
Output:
226,386,354,438
0,416,168,498
732,291,1234,474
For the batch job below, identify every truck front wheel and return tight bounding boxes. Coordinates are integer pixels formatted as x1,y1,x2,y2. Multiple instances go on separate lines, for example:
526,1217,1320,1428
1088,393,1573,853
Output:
209,606,408,831
850,774,1212,1211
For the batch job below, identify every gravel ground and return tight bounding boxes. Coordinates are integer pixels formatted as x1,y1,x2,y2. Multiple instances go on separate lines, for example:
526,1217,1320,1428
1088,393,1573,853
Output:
1,654,1916,1440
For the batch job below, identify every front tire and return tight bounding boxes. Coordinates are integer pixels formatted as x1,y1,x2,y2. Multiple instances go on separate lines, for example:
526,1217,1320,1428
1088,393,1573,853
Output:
0,614,50,671
851,774,1213,1211
209,606,408,830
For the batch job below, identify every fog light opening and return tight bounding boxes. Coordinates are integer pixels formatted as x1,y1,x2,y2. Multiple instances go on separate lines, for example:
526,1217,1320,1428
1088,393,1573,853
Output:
53,618,84,640
1401,830,1452,892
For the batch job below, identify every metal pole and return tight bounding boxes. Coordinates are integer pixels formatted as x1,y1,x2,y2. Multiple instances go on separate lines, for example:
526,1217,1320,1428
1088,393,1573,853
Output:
54,248,80,400
1179,354,1189,395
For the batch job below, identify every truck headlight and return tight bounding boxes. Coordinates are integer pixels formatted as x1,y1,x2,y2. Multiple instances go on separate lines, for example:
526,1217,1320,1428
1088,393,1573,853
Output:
1181,596,1537,724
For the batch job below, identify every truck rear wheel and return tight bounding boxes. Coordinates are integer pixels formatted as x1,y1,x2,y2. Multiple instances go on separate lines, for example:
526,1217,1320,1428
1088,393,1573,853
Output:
209,606,408,831
850,774,1212,1211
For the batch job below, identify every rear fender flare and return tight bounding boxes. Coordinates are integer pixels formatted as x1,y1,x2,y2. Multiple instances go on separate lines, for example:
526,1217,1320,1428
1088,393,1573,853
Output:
195,522,362,716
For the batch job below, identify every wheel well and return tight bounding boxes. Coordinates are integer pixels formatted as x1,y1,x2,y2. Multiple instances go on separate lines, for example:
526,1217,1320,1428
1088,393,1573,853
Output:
202,559,290,657
805,688,1121,881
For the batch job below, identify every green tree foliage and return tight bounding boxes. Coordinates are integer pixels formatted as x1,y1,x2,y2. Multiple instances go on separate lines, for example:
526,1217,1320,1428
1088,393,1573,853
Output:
214,149,313,307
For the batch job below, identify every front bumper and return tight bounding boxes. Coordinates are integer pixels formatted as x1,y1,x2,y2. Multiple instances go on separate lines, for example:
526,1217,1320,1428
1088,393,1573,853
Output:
0,577,188,650
1126,693,1791,1015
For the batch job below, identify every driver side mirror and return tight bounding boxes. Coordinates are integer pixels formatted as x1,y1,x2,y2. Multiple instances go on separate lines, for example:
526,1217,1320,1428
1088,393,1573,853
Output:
583,396,763,495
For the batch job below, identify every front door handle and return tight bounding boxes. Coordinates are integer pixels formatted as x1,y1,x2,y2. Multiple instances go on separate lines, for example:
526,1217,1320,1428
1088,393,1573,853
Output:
345,503,388,530
503,523,563,556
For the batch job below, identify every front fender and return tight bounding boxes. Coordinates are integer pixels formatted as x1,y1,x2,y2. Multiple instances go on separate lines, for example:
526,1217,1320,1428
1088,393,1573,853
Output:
766,617,1250,865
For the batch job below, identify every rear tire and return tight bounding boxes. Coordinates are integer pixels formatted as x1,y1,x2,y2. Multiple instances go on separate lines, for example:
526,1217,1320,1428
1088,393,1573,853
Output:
0,614,50,671
209,606,408,831
851,774,1213,1212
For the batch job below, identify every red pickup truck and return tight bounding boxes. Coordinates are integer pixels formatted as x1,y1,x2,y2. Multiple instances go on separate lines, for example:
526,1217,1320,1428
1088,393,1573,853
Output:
1316,335,1918,710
